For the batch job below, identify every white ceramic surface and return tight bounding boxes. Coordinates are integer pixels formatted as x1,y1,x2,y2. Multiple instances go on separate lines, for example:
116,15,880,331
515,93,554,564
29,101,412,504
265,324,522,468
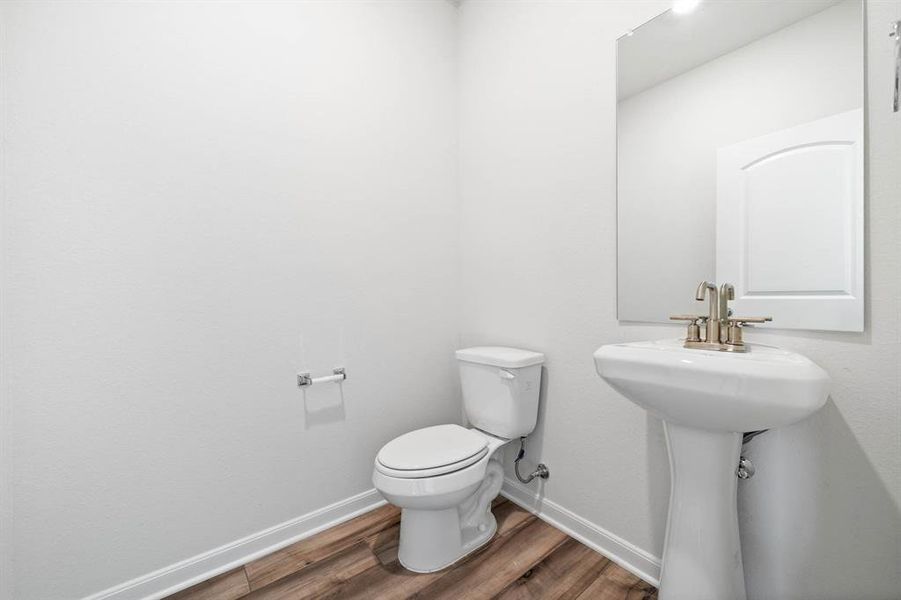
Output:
376,424,488,478
459,359,543,439
372,347,545,572
594,339,830,600
372,428,508,572
455,346,546,368
593,339,830,432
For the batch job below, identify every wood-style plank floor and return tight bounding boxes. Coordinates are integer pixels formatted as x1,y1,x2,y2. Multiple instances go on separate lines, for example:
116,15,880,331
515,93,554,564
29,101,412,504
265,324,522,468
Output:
167,498,657,600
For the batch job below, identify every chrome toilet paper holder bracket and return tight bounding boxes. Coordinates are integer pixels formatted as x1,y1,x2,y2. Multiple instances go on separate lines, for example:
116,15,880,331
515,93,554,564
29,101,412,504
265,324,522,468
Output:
297,367,347,387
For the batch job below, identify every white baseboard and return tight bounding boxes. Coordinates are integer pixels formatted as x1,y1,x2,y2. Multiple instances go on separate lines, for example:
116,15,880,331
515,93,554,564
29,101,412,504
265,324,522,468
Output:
83,488,386,600
83,480,658,599
501,478,661,587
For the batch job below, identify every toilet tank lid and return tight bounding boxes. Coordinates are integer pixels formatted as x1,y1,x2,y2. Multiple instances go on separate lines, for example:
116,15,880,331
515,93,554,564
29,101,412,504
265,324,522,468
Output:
456,346,545,368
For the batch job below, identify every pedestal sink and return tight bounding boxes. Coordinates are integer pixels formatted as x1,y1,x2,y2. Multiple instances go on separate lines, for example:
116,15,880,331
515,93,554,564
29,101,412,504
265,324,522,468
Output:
594,339,830,600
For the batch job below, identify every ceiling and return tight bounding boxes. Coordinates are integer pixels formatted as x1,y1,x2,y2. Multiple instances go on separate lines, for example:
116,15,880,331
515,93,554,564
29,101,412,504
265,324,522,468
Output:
617,0,847,101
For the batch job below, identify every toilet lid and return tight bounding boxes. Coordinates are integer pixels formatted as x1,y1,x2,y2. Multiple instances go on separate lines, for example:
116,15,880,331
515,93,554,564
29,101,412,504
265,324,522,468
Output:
376,424,488,476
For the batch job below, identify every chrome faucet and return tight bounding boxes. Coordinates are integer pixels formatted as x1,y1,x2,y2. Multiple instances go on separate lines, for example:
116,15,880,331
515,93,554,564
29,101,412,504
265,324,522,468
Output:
695,281,719,344
671,281,772,352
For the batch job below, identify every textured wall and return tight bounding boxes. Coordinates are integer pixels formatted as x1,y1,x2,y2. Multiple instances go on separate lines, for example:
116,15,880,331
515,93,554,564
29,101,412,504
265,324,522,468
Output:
0,2,461,598
459,1,900,599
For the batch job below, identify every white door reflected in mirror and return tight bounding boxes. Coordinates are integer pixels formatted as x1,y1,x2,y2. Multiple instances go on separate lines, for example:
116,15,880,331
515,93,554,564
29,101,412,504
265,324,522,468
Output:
716,109,864,332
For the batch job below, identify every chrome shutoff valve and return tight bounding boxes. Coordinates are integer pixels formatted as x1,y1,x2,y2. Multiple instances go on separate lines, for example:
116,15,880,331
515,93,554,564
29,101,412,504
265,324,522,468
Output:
736,456,755,479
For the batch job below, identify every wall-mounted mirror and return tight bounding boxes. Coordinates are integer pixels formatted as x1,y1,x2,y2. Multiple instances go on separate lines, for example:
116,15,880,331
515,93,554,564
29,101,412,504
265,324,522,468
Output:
617,0,864,331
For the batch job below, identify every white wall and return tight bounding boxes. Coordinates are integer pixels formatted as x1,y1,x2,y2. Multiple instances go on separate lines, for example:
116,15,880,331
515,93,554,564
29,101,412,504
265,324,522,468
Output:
617,0,863,322
459,2,900,600
0,1,461,598
459,0,676,560
2,1,899,599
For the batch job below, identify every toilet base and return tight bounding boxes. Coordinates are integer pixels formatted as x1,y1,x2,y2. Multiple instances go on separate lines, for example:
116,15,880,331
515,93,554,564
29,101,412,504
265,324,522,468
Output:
395,457,504,573
398,509,497,573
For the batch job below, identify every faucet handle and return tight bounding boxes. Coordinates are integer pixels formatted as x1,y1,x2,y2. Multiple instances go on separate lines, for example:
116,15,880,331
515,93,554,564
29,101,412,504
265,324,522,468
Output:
724,316,772,347
670,314,706,342
727,316,772,324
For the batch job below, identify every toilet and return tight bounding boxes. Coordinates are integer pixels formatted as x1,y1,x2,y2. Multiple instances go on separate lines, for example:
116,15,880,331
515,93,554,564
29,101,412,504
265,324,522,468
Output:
372,346,545,573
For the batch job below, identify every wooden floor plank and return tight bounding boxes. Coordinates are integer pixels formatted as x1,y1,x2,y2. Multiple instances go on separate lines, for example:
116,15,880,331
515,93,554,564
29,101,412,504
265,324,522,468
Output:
493,537,612,600
316,499,538,600
165,567,250,600
574,559,658,600
242,541,379,600
243,503,400,590
366,522,401,566
320,555,440,600
411,516,569,599
167,496,657,600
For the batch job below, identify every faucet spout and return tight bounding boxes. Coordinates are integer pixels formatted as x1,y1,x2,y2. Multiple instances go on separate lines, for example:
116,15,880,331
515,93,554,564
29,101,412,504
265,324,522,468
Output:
695,280,716,302
695,281,719,342
719,283,735,321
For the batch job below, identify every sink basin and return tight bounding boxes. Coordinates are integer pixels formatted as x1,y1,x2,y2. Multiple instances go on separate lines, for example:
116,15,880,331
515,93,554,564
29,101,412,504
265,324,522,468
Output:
594,339,830,600
594,338,830,432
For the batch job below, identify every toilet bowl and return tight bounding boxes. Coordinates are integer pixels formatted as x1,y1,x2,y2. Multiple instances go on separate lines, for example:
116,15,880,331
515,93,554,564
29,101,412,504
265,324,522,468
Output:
372,347,545,573
372,424,509,572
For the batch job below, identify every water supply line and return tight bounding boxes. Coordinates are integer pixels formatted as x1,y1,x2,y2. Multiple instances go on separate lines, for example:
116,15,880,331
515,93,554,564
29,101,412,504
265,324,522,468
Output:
514,436,549,484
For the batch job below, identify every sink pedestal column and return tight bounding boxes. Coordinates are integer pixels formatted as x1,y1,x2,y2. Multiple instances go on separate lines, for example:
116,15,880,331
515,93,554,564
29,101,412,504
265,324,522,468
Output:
660,422,746,600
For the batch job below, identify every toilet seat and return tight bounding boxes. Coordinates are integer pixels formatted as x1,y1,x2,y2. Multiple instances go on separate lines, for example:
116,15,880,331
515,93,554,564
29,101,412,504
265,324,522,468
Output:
376,424,489,479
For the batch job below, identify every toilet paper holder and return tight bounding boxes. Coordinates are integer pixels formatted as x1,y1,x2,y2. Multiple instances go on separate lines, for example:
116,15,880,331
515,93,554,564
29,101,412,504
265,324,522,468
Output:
297,367,347,387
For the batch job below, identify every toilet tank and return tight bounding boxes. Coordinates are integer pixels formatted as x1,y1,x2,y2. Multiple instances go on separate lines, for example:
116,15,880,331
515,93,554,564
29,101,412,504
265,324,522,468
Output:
455,347,545,439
